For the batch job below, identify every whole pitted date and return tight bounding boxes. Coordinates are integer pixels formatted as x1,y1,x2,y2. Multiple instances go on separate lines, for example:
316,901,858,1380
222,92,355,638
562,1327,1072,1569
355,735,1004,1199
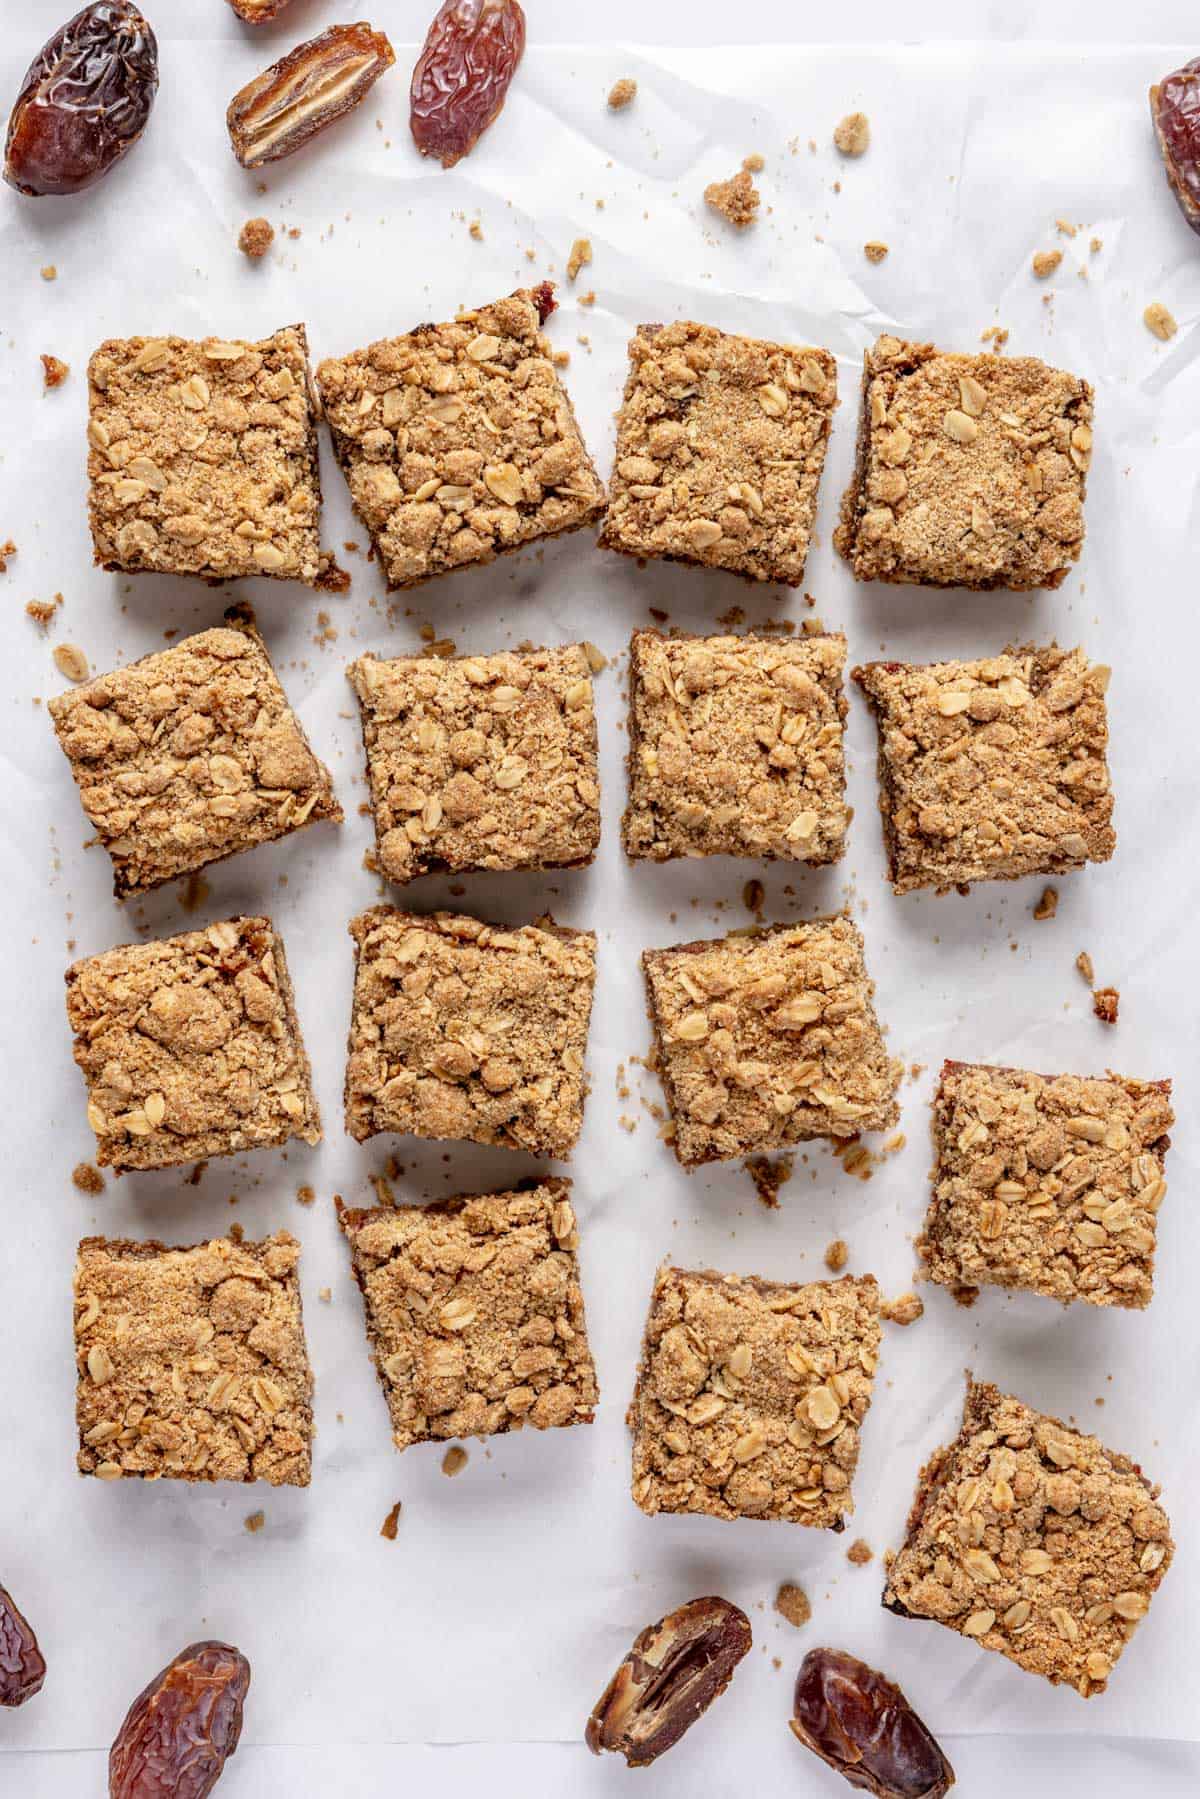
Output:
1150,59,1200,237
109,1640,250,1798
227,22,395,169
586,1595,751,1767
4,2,158,198
790,1649,955,1799
410,0,526,169
0,1582,46,1708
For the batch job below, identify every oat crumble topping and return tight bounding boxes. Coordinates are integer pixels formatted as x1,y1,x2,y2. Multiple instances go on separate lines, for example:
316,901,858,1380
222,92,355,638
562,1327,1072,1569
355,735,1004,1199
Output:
704,169,760,229
833,112,870,156
53,643,89,684
1143,302,1177,341
774,1582,812,1627
1032,250,1063,278
238,216,275,259
607,77,637,110
863,240,889,263
41,353,69,389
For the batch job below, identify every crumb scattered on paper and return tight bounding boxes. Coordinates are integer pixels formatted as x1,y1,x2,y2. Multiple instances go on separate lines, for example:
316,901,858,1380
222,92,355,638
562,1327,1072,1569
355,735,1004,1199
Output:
1032,249,1062,278
72,1162,104,1195
704,168,760,227
1033,885,1059,920
442,1446,469,1478
238,216,274,259
41,353,69,389
380,1500,402,1540
244,1511,265,1534
52,642,89,683
1144,302,1177,341
607,77,637,110
567,237,592,282
1093,986,1119,1025
774,1583,811,1628
825,1239,849,1273
846,1538,874,1566
833,111,870,155
864,240,888,262
883,1292,924,1327
745,1153,794,1209
1076,949,1095,985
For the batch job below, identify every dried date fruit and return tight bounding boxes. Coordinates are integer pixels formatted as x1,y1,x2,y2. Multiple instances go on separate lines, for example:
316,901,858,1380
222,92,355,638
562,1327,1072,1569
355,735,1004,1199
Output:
109,1640,250,1798
586,1595,751,1767
410,0,526,170
4,2,159,198
227,22,395,170
790,1648,954,1798
1150,59,1200,237
0,1582,46,1707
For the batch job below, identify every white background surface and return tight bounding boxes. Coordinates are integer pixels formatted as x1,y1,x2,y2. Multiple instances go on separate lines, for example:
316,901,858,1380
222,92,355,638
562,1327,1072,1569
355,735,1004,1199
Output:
2,1,1198,1792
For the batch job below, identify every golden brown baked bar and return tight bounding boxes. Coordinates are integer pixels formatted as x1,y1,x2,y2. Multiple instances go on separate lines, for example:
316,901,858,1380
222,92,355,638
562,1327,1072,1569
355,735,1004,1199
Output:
87,325,333,586
348,644,600,883
883,1378,1174,1696
623,630,847,863
920,1062,1173,1309
49,606,341,898
835,335,1093,589
339,1181,598,1452
74,1231,313,1486
853,646,1115,894
600,321,836,584
344,907,597,1158
65,916,320,1172
628,1265,881,1527
316,285,604,589
642,916,901,1168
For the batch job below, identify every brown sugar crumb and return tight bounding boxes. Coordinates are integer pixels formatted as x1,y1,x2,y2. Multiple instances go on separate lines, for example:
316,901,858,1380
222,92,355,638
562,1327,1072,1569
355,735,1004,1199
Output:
296,1185,315,1208
1144,302,1177,341
774,1582,812,1628
441,1445,469,1477
745,1153,794,1210
833,112,870,156
41,353,70,389
1033,885,1059,920
863,240,889,263
72,1162,105,1195
0,540,15,573
26,596,61,627
825,1239,849,1273
380,1499,402,1540
53,642,89,684
704,168,760,229
882,1292,923,1326
1093,986,1120,1026
566,237,593,282
1032,249,1063,279
1076,949,1095,985
743,152,765,173
244,1510,265,1534
40,264,57,281
979,325,1009,350
607,77,637,110
238,216,274,259
846,1537,874,1566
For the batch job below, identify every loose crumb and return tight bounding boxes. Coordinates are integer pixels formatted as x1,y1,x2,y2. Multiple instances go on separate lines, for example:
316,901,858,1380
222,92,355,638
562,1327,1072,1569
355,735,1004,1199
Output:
468,219,483,241
979,325,1009,351
441,1445,469,1478
883,1132,906,1154
0,540,15,573
1033,885,1059,921
578,289,596,307
52,642,89,683
745,1153,794,1210
1076,949,1095,985
40,264,57,282
833,111,870,156
552,349,571,368
742,878,765,914
1093,986,1119,1025
566,237,592,282
863,240,889,263
1090,236,1103,253
846,1538,874,1566
774,1583,811,1628
1056,218,1078,237
380,1500,403,1540
582,641,607,673
1144,302,1177,341
238,216,274,259
244,1510,265,1534
882,1292,924,1327
317,1287,331,1303
41,353,69,389
824,1238,849,1273
704,168,760,228
72,1162,104,1195
742,152,765,173
607,77,637,110
1032,249,1062,278
26,595,61,627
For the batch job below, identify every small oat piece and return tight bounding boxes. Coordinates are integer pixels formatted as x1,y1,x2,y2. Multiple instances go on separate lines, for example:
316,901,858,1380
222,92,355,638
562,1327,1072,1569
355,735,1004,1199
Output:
238,216,275,259
853,647,1114,895
349,644,600,883
884,1377,1174,1695
316,285,604,591
87,326,330,587
704,168,760,229
345,907,596,1158
468,219,483,241
74,1230,313,1485
643,916,901,1169
441,1445,469,1476
1032,249,1063,278
26,598,59,627
1093,986,1120,1026
775,1583,812,1628
1033,885,1059,920
623,631,848,864
49,608,340,898
41,353,69,389
566,236,592,281
1143,302,1178,341
40,264,56,282
244,1511,265,1533
72,1162,104,1195
607,77,637,110
825,1239,849,1273
833,112,870,156
745,1154,793,1210
882,1292,923,1326
835,335,1093,590
629,1264,882,1527
920,1061,1171,1310
53,643,89,684
1076,949,1096,985
846,1537,873,1565
66,916,320,1173
863,240,889,263
601,322,837,586
380,1499,402,1539
743,152,765,173
340,1181,597,1452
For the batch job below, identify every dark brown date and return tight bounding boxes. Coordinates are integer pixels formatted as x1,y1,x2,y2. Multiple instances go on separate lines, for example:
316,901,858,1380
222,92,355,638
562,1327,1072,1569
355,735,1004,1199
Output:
4,2,158,198
0,1582,46,1708
410,0,526,170
790,1649,954,1798
109,1640,250,1799
227,22,395,169
586,1595,751,1767
1150,59,1200,237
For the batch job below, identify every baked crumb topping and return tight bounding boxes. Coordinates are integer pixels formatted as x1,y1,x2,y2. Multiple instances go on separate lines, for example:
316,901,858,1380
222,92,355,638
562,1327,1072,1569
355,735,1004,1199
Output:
704,168,760,228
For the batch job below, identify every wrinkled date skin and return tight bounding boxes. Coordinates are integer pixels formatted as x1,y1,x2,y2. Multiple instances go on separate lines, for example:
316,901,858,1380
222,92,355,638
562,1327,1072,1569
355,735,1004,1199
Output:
109,1641,250,1799
4,1,158,198
790,1649,955,1799
410,0,526,169
0,1583,46,1708
227,22,396,169
586,1595,752,1767
1150,59,1200,237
